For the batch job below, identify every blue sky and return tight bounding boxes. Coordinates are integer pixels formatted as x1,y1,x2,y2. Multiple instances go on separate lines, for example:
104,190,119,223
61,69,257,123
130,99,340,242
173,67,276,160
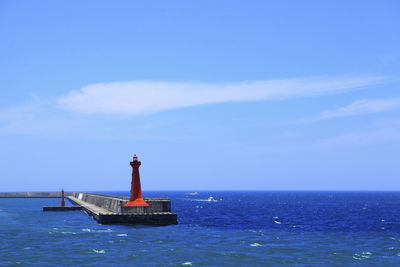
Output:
0,0,399,191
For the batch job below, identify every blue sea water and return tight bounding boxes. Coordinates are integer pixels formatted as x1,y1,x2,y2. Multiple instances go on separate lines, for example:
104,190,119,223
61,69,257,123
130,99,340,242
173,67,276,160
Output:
1,191,400,266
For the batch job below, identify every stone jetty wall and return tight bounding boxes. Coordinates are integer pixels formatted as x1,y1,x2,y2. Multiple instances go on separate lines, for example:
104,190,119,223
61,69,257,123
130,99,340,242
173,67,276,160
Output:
72,193,171,213
0,192,73,198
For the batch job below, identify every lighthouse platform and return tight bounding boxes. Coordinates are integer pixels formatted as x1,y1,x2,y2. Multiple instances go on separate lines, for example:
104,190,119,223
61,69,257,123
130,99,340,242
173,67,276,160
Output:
68,193,178,225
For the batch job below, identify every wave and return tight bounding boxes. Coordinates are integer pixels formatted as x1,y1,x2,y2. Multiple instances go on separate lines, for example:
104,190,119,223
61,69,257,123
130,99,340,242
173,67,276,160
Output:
184,192,198,196
190,196,219,202
91,249,106,254
61,232,77,235
82,228,113,233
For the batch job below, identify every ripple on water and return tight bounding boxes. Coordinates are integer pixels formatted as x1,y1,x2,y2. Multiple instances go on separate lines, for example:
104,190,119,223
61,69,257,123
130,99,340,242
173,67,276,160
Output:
0,210,8,217
3,191,400,266
61,232,77,235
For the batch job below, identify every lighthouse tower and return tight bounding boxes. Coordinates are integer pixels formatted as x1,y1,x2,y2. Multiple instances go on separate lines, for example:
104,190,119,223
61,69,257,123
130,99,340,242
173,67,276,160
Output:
124,154,150,207
61,189,65,207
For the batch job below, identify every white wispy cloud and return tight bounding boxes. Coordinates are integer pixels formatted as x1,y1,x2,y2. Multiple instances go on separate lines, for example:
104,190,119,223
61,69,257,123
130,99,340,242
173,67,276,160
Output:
318,120,400,147
320,98,400,119
58,76,386,115
0,103,81,136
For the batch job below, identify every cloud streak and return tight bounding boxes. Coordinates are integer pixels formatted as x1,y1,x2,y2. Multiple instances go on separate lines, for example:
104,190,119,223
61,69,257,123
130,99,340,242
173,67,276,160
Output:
59,76,386,115
0,103,81,136
318,120,400,147
320,98,400,119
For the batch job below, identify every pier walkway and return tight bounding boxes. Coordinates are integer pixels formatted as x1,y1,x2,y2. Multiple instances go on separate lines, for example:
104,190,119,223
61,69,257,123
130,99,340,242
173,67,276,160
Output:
68,196,114,215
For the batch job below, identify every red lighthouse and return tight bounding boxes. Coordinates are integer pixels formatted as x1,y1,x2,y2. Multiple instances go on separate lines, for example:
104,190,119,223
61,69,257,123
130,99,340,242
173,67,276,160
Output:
61,189,65,207
124,154,149,207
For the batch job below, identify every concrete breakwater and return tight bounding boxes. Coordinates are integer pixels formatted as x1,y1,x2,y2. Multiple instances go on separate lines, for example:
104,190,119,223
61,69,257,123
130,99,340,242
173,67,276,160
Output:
68,193,178,225
43,206,82,211
0,192,73,198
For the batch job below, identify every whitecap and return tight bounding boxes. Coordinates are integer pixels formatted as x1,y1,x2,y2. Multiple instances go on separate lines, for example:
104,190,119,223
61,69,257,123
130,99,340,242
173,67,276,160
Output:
272,216,279,219
116,234,128,237
185,192,198,195
182,262,193,266
250,243,262,247
274,220,282,224
82,228,92,232
353,252,372,260
92,249,106,254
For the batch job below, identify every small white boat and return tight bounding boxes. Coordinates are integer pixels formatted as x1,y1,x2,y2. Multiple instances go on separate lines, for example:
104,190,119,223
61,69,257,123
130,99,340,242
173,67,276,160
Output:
207,196,216,202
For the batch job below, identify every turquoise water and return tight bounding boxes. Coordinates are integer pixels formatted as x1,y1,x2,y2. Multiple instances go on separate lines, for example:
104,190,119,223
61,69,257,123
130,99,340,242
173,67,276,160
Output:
1,191,400,266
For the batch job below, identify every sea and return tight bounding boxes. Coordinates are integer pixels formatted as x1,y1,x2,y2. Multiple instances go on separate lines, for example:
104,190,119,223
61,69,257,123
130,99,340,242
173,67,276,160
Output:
1,191,400,266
